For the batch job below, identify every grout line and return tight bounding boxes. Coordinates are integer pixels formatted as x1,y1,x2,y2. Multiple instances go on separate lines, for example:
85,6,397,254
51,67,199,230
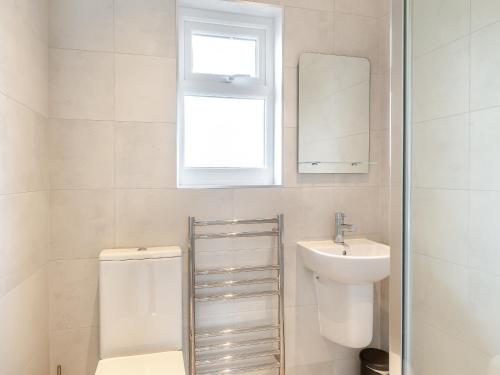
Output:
48,45,175,59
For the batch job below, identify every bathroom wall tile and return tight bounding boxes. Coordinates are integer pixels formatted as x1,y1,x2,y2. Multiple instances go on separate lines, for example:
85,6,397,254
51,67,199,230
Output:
115,189,185,248
115,54,176,123
286,361,335,375
335,0,388,18
0,2,49,115
336,187,381,236
49,0,114,51
283,0,334,12
284,245,317,307
49,49,114,120
412,37,469,123
412,188,468,265
285,305,358,367
50,326,99,375
3,98,49,194
284,67,298,128
2,192,49,296
115,0,176,57
50,190,114,260
412,0,470,57
299,187,335,239
468,271,500,356
115,122,176,188
411,319,489,375
49,119,114,189
370,72,391,131
179,188,234,220
412,114,469,189
471,0,500,31
413,255,469,341
471,21,500,110
334,14,379,73
471,106,500,190
0,94,6,195
469,191,500,278
49,259,99,331
0,268,49,375
233,188,300,245
284,7,334,67
378,14,391,74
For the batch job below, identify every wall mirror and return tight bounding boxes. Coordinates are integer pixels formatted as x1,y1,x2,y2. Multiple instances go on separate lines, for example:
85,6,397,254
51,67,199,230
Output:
298,53,370,174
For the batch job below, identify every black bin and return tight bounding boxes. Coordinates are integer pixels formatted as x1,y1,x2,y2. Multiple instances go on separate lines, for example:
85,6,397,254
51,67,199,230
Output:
360,348,389,375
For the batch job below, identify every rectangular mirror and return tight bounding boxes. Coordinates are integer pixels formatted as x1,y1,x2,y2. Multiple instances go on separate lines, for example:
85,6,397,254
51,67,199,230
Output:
298,53,370,173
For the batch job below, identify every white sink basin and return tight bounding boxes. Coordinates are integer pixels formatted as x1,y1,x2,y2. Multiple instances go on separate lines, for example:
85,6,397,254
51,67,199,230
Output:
297,239,390,284
297,238,390,348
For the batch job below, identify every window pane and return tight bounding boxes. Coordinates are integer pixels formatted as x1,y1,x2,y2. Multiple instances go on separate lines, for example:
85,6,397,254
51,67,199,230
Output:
184,96,266,168
192,34,257,77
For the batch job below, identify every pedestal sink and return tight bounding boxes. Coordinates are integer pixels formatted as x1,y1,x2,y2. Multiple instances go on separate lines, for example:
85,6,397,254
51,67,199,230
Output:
297,239,390,348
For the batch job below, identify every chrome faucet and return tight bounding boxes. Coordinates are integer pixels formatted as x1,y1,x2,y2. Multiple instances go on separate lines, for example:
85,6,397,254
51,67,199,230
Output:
334,212,356,244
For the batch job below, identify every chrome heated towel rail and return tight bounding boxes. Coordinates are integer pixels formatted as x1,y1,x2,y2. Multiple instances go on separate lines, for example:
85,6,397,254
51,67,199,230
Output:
188,215,285,375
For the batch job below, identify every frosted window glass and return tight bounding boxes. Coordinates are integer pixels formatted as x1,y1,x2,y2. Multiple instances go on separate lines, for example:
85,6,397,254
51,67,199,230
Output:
184,96,266,168
192,34,257,76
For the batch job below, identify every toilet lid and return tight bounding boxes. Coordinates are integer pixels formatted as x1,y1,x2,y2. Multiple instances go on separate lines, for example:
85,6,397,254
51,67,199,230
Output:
95,351,185,375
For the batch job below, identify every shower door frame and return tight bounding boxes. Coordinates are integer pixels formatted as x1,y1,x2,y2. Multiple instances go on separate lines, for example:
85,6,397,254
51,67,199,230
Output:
389,0,411,374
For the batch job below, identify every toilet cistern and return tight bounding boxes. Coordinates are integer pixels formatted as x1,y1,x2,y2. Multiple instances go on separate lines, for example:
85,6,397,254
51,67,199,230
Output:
334,212,356,244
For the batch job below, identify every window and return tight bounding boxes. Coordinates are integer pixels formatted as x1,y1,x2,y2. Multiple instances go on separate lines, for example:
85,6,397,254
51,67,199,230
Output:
178,2,282,187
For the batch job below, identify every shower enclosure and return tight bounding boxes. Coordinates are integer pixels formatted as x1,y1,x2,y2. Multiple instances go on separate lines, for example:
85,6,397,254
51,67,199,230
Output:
400,0,500,374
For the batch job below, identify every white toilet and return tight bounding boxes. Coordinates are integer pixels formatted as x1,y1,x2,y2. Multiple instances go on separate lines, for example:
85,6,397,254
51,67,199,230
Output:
95,246,186,375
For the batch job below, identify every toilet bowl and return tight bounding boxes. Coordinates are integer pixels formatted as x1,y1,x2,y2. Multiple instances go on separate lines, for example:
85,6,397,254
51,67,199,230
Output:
96,246,185,375
95,351,185,375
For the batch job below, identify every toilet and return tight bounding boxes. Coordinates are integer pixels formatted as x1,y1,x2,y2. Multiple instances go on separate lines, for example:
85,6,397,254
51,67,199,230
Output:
95,246,185,375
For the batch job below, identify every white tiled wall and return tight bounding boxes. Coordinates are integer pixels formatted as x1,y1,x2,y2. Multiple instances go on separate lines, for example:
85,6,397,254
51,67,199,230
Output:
0,1,50,375
410,0,500,373
46,1,391,374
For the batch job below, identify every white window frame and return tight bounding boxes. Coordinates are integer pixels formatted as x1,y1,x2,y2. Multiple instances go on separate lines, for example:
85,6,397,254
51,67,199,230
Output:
177,4,282,188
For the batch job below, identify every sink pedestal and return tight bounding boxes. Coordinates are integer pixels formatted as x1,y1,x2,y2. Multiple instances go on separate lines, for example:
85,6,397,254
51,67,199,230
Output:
314,275,373,348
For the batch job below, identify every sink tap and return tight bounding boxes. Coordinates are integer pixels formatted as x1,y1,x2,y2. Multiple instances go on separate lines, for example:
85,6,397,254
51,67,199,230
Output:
334,212,356,244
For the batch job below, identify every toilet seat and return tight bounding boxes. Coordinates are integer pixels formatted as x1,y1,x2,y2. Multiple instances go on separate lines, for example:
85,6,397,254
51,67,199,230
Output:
95,351,185,375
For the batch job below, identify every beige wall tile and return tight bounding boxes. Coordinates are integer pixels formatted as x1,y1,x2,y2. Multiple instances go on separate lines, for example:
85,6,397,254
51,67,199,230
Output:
471,107,500,190
334,14,380,73
233,187,300,244
285,305,358,367
469,191,500,278
2,192,49,296
115,54,176,123
412,0,470,57
0,268,49,375
3,98,49,194
49,0,114,51
284,67,298,128
412,188,468,265
412,114,469,189
50,190,115,260
115,0,176,57
49,119,114,189
284,245,317,307
471,0,500,31
284,7,334,67
50,326,99,375
0,2,49,115
335,0,388,18
49,259,99,331
471,21,500,110
115,189,185,247
468,271,500,356
49,49,114,120
284,0,334,12
115,122,176,188
412,37,469,122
